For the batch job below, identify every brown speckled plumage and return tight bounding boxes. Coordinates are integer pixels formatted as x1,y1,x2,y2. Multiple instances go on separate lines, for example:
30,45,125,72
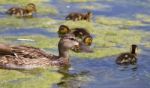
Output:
0,34,79,70
6,3,36,17
65,11,92,22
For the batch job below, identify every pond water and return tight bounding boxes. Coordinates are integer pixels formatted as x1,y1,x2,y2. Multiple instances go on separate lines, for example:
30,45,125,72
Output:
0,0,150,88
52,47,150,88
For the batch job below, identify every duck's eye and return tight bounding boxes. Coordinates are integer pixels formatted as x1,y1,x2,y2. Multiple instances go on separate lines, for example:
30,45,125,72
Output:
70,38,75,41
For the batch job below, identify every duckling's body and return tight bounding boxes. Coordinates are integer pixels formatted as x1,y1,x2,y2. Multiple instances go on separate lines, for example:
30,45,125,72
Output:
65,11,92,22
6,3,36,18
116,45,137,65
0,34,79,70
58,25,93,46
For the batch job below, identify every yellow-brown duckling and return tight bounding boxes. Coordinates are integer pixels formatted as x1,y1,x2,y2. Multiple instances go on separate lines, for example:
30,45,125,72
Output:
58,25,93,46
0,34,81,70
6,3,36,18
65,11,92,22
116,44,138,65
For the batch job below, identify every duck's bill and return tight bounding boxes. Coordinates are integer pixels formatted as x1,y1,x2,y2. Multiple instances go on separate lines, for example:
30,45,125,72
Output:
71,44,93,53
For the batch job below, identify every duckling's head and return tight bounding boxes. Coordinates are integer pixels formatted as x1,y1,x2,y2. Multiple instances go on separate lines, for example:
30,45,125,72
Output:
83,36,93,46
59,34,79,50
26,3,36,12
131,44,138,54
72,28,90,38
58,25,71,37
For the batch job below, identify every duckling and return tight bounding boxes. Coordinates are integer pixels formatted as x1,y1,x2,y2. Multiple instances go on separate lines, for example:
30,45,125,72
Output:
65,11,92,22
58,25,93,46
57,25,71,37
116,44,138,65
72,28,93,46
81,11,92,22
0,34,81,70
6,3,36,17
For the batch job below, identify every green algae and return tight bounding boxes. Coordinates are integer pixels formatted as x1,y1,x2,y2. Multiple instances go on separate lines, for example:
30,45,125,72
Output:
79,3,111,10
0,35,58,49
96,16,144,27
0,69,62,88
0,17,56,28
38,4,58,15
135,14,150,23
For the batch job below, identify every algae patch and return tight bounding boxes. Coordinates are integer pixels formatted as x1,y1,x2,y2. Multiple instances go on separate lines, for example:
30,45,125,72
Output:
0,17,56,28
96,16,144,27
0,35,58,49
79,3,111,10
0,69,62,88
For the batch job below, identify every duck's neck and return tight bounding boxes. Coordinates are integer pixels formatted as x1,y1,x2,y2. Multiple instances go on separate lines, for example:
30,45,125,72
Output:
58,43,70,63
131,47,136,55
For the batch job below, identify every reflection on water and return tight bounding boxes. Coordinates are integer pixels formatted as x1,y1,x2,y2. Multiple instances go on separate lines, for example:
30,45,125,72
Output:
54,66,91,88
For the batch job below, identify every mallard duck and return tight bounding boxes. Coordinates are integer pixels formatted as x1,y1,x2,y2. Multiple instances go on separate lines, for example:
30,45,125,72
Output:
0,34,82,70
58,25,93,46
65,11,92,22
6,3,36,17
116,44,138,65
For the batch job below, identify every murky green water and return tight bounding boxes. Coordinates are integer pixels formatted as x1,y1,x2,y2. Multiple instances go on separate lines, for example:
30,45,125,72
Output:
0,0,150,88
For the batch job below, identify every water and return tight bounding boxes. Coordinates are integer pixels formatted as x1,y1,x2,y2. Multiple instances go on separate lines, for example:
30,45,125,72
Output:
0,0,150,88
52,47,150,88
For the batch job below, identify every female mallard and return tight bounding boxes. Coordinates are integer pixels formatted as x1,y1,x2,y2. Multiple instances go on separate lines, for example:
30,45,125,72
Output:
116,44,138,65
65,11,92,22
6,3,36,17
0,34,81,70
58,25,93,46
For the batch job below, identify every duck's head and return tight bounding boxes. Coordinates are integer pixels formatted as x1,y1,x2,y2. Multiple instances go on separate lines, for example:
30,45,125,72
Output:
131,44,138,54
59,34,79,50
58,25,71,37
59,34,93,53
25,3,36,12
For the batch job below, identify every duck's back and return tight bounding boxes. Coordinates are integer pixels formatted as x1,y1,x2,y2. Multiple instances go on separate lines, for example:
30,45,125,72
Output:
0,45,58,69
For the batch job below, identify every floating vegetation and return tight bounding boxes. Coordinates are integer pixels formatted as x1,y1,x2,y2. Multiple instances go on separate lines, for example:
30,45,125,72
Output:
0,69,62,88
38,4,58,15
64,0,96,3
0,35,58,49
96,16,144,27
135,14,150,23
79,3,111,10
0,17,56,28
